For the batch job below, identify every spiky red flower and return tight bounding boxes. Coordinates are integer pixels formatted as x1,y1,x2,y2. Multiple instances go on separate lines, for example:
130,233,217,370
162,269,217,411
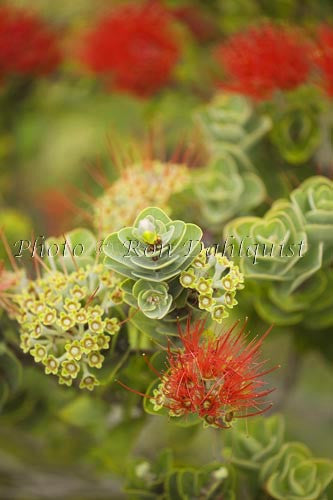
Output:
314,25,333,97
215,24,311,100
0,6,61,80
79,2,180,97
152,319,276,428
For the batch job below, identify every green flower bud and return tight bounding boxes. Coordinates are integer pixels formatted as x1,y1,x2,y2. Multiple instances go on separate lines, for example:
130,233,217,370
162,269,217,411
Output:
20,334,32,353
43,355,59,375
16,294,35,311
87,351,104,368
58,312,75,331
30,343,47,362
75,308,89,324
192,251,208,269
198,294,216,311
32,300,47,315
79,374,100,391
15,312,28,324
88,318,106,334
224,291,237,309
64,298,81,313
152,387,165,411
211,305,228,323
136,216,159,245
80,334,98,354
105,318,120,335
96,333,111,349
70,285,88,301
221,274,236,292
58,375,73,387
65,340,82,361
110,288,123,304
11,251,122,391
100,271,116,287
43,308,57,325
61,359,80,379
196,277,213,295
30,321,42,339
180,249,244,324
180,269,197,288
87,305,104,319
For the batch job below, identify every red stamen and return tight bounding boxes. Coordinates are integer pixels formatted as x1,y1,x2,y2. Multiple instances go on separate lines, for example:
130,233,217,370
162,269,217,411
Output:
116,379,152,399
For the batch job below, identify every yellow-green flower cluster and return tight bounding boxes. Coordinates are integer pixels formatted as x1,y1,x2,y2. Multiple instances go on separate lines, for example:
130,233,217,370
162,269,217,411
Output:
93,161,190,236
180,249,244,323
12,264,123,390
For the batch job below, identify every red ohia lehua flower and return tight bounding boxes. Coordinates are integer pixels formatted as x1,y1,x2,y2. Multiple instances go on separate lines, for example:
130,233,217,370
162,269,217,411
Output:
0,6,61,80
118,318,277,428
215,23,311,100
79,1,180,97
314,25,333,97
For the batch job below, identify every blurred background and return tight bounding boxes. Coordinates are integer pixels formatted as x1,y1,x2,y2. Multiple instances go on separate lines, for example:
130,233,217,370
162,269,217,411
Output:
0,0,333,498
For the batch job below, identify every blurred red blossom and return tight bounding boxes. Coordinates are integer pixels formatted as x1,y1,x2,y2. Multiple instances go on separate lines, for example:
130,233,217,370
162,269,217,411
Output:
314,25,333,97
130,319,277,428
0,258,22,313
0,6,62,80
0,261,18,293
79,1,181,97
35,189,73,234
215,24,311,100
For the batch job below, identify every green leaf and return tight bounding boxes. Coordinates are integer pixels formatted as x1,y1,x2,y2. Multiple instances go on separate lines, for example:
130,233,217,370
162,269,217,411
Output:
260,442,311,484
179,469,200,497
90,418,145,475
224,414,285,472
165,472,184,500
133,280,173,319
192,156,266,231
196,92,271,170
0,380,9,410
291,176,333,247
104,207,203,283
58,395,107,427
45,228,97,272
0,343,22,393
270,106,320,165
